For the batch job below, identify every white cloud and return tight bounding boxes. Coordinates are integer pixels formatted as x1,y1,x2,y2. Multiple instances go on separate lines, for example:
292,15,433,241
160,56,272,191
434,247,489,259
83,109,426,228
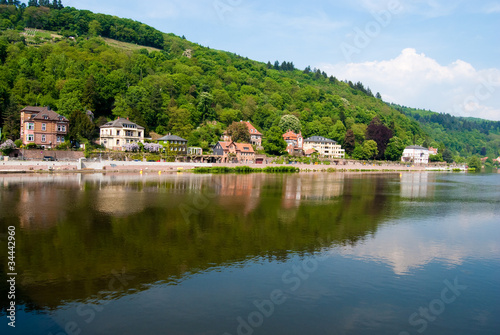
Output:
338,211,499,275
320,48,500,120
483,2,500,13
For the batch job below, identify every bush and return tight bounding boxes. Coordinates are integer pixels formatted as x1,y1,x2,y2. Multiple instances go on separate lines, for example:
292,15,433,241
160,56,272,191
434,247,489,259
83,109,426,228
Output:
26,143,38,149
123,143,140,152
55,141,71,150
0,140,17,155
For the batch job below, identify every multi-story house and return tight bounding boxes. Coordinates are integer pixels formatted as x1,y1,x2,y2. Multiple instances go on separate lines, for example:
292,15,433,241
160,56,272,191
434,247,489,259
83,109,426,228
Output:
100,117,144,150
244,121,263,147
20,106,69,149
401,145,429,164
157,134,188,155
303,136,345,159
282,129,303,155
213,141,255,163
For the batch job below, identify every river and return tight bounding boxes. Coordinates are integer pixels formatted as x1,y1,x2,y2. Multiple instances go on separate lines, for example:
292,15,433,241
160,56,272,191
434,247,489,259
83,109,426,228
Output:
0,172,499,335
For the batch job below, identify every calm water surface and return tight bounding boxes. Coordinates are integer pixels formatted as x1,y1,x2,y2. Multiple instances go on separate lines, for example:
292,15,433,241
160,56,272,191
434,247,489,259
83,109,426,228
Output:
0,172,499,335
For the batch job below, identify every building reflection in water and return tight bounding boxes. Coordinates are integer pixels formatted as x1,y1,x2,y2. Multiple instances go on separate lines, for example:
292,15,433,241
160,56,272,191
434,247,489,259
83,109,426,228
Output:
399,173,434,199
282,173,345,209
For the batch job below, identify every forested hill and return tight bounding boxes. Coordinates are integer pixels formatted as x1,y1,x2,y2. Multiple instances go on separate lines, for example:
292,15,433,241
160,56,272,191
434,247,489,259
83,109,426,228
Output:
1,2,497,160
390,103,500,158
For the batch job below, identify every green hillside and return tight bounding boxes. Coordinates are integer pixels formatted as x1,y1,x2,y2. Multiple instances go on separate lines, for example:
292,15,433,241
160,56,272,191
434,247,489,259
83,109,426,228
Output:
1,2,497,161
390,103,500,159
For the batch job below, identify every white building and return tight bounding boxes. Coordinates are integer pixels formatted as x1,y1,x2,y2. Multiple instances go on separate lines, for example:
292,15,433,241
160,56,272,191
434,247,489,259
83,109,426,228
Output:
100,118,144,150
401,145,429,164
303,136,345,159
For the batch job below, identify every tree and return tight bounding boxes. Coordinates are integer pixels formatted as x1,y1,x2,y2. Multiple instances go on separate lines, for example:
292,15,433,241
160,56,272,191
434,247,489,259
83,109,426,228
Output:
226,121,250,143
329,120,346,144
88,20,102,37
278,114,301,133
384,136,406,161
467,156,482,172
352,140,378,160
343,129,355,155
363,140,378,160
68,110,95,145
366,117,393,160
197,92,215,123
429,154,444,162
442,149,453,163
263,126,287,156
168,107,193,139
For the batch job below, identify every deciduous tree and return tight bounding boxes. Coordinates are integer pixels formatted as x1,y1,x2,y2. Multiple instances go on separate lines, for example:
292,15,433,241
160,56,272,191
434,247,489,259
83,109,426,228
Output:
263,126,287,156
226,121,250,143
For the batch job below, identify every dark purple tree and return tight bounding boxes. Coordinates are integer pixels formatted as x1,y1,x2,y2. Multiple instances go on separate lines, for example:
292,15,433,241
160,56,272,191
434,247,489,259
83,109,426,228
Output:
366,117,393,160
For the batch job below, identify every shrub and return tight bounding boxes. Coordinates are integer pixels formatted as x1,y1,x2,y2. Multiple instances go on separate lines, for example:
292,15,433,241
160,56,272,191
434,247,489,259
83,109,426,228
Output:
26,143,38,149
0,140,17,155
124,143,140,152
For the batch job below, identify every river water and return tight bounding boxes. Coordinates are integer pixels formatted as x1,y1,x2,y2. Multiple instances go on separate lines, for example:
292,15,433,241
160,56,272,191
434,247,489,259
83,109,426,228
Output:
0,172,499,335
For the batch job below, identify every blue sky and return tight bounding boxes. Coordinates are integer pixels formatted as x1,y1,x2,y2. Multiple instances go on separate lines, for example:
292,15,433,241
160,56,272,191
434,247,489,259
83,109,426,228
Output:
65,0,500,120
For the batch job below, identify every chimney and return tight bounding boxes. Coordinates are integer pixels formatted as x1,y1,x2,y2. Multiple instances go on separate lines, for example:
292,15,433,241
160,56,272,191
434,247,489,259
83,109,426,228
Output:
127,117,129,120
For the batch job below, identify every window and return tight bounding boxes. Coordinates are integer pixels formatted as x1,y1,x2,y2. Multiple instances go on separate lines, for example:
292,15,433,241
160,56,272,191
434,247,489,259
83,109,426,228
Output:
138,132,141,137
27,123,34,130
42,123,46,131
27,134,34,142
57,136,63,143
57,125,66,132
116,130,120,136
116,140,120,145
42,135,46,142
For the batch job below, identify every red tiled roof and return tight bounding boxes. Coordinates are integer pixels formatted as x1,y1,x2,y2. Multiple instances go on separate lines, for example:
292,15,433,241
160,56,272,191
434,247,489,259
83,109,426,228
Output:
243,121,262,136
21,106,68,122
218,141,232,150
283,129,299,140
234,142,254,153
304,148,317,155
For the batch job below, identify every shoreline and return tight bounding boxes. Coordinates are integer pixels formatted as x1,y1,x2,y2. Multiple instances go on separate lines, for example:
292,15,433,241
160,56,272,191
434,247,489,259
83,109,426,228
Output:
0,159,460,174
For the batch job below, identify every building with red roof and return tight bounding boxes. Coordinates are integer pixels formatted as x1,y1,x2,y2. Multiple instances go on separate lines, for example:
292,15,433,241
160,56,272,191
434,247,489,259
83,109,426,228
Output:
282,129,303,155
20,106,69,149
213,140,255,163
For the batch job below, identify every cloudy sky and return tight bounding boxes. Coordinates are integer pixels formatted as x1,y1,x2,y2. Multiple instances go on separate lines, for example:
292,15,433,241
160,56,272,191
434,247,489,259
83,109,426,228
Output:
65,0,500,120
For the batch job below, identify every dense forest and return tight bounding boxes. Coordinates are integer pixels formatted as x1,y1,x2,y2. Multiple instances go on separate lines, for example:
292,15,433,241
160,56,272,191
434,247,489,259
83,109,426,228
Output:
390,103,500,159
1,2,498,160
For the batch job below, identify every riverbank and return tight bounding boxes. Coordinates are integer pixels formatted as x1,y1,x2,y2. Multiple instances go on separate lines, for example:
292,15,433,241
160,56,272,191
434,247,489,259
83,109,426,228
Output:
0,159,436,174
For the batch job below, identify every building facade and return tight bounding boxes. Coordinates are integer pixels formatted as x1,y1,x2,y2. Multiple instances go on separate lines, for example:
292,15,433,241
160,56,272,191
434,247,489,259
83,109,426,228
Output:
401,145,430,164
282,129,303,155
20,106,69,149
100,118,144,150
213,141,255,163
157,134,188,155
303,136,345,159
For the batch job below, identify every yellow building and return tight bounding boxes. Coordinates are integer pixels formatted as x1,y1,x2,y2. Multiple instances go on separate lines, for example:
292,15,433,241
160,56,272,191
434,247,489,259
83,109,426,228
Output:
303,136,345,159
99,118,144,150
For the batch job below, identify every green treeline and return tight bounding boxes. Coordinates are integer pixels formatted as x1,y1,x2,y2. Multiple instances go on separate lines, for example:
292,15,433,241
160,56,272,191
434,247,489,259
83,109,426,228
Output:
391,103,500,158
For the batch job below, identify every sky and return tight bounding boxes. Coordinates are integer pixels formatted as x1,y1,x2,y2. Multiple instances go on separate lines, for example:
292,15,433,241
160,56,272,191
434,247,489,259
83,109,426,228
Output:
64,0,500,120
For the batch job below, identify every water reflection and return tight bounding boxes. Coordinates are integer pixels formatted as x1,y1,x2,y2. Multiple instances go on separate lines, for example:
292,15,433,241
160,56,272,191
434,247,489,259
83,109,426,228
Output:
0,172,499,335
